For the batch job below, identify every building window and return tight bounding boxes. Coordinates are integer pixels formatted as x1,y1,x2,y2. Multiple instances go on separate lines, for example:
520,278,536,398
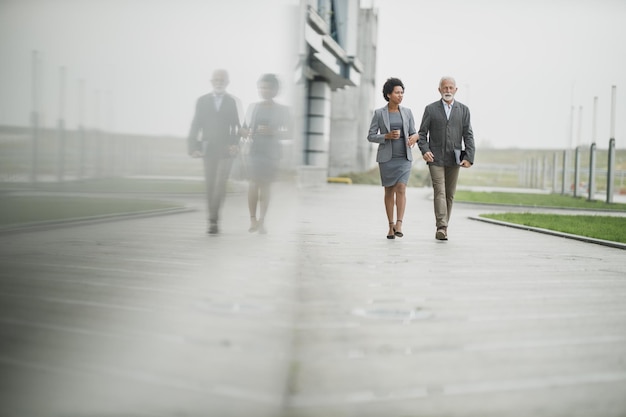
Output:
317,0,339,44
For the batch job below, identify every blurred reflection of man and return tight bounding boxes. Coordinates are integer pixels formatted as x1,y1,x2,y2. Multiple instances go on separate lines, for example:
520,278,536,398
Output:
188,69,241,234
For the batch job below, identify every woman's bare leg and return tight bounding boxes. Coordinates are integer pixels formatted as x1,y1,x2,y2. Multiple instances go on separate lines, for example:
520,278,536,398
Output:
394,182,406,233
248,182,259,231
384,186,395,236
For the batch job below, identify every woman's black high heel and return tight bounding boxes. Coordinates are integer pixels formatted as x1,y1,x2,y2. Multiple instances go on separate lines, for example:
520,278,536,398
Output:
394,219,404,238
387,222,395,239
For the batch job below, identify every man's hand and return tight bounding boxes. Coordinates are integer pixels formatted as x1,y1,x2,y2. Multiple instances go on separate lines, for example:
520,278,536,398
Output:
460,159,471,168
422,151,434,163
239,127,251,138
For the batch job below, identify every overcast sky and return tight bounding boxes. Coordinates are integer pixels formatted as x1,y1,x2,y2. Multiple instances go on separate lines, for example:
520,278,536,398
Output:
0,0,296,136
372,0,626,149
1,0,625,150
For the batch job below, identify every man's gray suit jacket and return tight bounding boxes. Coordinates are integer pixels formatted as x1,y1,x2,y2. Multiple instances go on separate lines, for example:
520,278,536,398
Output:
187,93,241,157
417,100,475,167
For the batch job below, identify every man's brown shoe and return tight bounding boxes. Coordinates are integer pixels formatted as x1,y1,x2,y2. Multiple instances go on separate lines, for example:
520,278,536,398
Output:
435,227,447,240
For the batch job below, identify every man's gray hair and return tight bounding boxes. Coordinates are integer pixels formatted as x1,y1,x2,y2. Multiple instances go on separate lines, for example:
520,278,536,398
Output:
439,76,456,87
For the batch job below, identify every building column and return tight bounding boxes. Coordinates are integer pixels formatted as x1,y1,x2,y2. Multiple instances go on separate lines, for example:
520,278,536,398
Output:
297,79,332,186
305,79,331,168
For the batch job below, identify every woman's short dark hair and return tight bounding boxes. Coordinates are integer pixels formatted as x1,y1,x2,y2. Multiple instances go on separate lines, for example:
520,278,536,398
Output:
382,77,404,101
258,73,280,93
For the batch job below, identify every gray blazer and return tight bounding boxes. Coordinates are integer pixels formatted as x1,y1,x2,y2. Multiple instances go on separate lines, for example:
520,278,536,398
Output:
367,105,417,163
417,99,475,166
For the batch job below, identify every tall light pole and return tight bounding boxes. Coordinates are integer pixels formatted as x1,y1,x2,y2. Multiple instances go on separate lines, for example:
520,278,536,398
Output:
606,86,617,203
78,78,86,179
30,50,40,183
57,66,66,182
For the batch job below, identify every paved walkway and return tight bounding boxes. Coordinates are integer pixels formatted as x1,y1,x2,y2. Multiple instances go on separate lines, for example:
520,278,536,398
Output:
1,183,625,417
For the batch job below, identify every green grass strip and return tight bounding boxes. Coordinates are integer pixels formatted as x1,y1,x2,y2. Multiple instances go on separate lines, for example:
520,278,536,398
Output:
0,196,183,226
480,213,626,243
456,190,626,211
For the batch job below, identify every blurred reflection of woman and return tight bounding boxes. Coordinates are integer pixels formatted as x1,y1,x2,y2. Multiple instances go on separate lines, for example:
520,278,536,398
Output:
241,74,291,234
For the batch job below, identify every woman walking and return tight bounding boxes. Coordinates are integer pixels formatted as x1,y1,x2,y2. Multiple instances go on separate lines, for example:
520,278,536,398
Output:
242,73,291,234
367,77,418,239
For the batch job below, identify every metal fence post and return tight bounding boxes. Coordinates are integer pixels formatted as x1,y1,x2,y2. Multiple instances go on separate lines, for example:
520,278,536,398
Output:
573,147,581,197
552,152,558,192
587,142,596,201
607,138,615,203
561,150,568,194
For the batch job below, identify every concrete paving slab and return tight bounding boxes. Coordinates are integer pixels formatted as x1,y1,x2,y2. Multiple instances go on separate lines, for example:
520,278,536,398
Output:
0,182,625,417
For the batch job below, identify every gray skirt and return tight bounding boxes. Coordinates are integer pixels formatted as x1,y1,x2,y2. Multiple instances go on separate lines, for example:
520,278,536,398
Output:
379,157,411,187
